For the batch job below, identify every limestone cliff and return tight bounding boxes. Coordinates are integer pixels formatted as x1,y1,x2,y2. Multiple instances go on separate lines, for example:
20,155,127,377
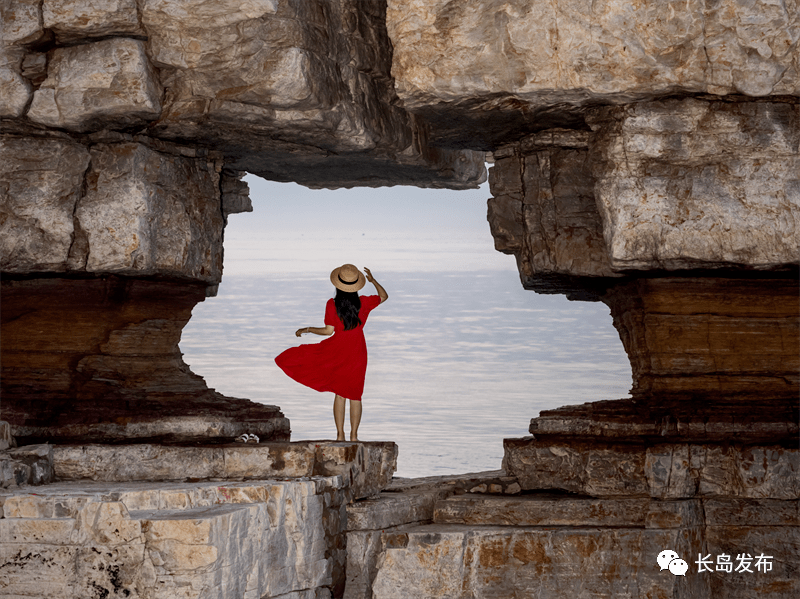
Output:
1,3,798,597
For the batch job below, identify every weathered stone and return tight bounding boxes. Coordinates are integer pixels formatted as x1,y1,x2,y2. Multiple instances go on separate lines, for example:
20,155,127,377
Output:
51,442,397,499
0,478,343,599
78,142,224,282
347,489,444,531
20,51,47,85
602,277,800,400
43,0,144,43
0,421,14,451
386,0,800,148
0,46,31,118
136,0,485,188
434,494,652,527
369,523,707,599
704,501,800,599
53,444,312,482
27,38,162,132
343,529,386,599
221,169,253,220
0,456,30,489
0,136,91,272
314,441,398,500
529,397,800,444
487,130,621,299
5,444,54,486
386,470,520,495
1,138,225,282
589,99,800,271
504,437,800,499
1,0,43,45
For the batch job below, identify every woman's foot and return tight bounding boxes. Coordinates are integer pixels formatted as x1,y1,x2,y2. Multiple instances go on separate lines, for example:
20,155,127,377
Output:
336,433,346,441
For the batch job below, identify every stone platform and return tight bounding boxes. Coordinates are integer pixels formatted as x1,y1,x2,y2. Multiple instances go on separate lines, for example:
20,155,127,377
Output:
345,484,799,599
340,399,800,599
0,438,398,599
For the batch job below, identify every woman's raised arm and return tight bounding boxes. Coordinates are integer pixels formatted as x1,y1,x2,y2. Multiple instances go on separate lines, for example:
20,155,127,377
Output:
363,267,388,304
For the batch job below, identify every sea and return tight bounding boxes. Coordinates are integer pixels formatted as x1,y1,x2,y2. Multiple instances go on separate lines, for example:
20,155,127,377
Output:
180,269,632,478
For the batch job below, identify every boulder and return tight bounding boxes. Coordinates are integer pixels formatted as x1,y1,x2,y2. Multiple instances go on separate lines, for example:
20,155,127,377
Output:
77,142,224,283
42,0,144,43
27,38,163,132
0,137,91,272
589,99,800,271
0,46,31,118
1,0,44,45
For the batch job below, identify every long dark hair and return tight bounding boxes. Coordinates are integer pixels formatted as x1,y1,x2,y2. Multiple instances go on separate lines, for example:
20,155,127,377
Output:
335,289,361,330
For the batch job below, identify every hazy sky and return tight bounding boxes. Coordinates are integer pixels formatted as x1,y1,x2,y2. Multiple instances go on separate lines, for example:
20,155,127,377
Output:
222,173,515,277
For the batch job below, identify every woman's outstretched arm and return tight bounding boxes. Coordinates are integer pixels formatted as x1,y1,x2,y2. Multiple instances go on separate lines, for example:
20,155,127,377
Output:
296,325,334,337
364,267,388,304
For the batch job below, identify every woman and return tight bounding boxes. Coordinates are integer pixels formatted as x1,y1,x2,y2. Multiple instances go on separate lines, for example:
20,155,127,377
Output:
275,264,388,441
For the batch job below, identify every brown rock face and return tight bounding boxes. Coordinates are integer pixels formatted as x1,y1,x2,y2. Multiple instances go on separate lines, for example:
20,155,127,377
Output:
1,276,289,444
602,277,800,401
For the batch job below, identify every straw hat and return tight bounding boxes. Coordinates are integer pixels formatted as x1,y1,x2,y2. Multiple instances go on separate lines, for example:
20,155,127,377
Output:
330,263,366,292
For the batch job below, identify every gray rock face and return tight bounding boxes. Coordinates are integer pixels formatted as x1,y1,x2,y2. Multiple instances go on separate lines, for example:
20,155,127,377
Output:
589,99,800,271
79,142,223,282
387,0,800,147
488,129,621,299
1,444,54,487
1,137,223,282
487,99,800,290
504,438,800,499
27,38,163,132
43,0,144,43
0,46,31,118
1,0,44,45
0,137,90,272
52,441,397,502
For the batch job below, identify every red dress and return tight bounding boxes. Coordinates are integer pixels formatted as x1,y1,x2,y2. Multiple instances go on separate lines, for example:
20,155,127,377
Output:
275,295,381,401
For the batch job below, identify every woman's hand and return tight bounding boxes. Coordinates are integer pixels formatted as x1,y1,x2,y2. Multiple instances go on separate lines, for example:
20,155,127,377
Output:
364,267,388,303
295,328,307,337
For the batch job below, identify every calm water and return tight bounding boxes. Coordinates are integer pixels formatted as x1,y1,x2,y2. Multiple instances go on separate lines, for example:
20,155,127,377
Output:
181,270,632,477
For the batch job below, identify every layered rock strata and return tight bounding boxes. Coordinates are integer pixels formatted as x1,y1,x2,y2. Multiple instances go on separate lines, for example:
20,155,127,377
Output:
488,97,800,403
497,409,800,599
0,440,398,599
1,2,799,597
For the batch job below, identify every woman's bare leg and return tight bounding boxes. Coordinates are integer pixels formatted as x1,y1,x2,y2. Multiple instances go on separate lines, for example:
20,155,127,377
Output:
349,399,362,442
333,395,346,441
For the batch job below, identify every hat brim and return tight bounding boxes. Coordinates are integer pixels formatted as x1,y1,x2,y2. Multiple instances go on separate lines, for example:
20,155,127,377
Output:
330,266,366,292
